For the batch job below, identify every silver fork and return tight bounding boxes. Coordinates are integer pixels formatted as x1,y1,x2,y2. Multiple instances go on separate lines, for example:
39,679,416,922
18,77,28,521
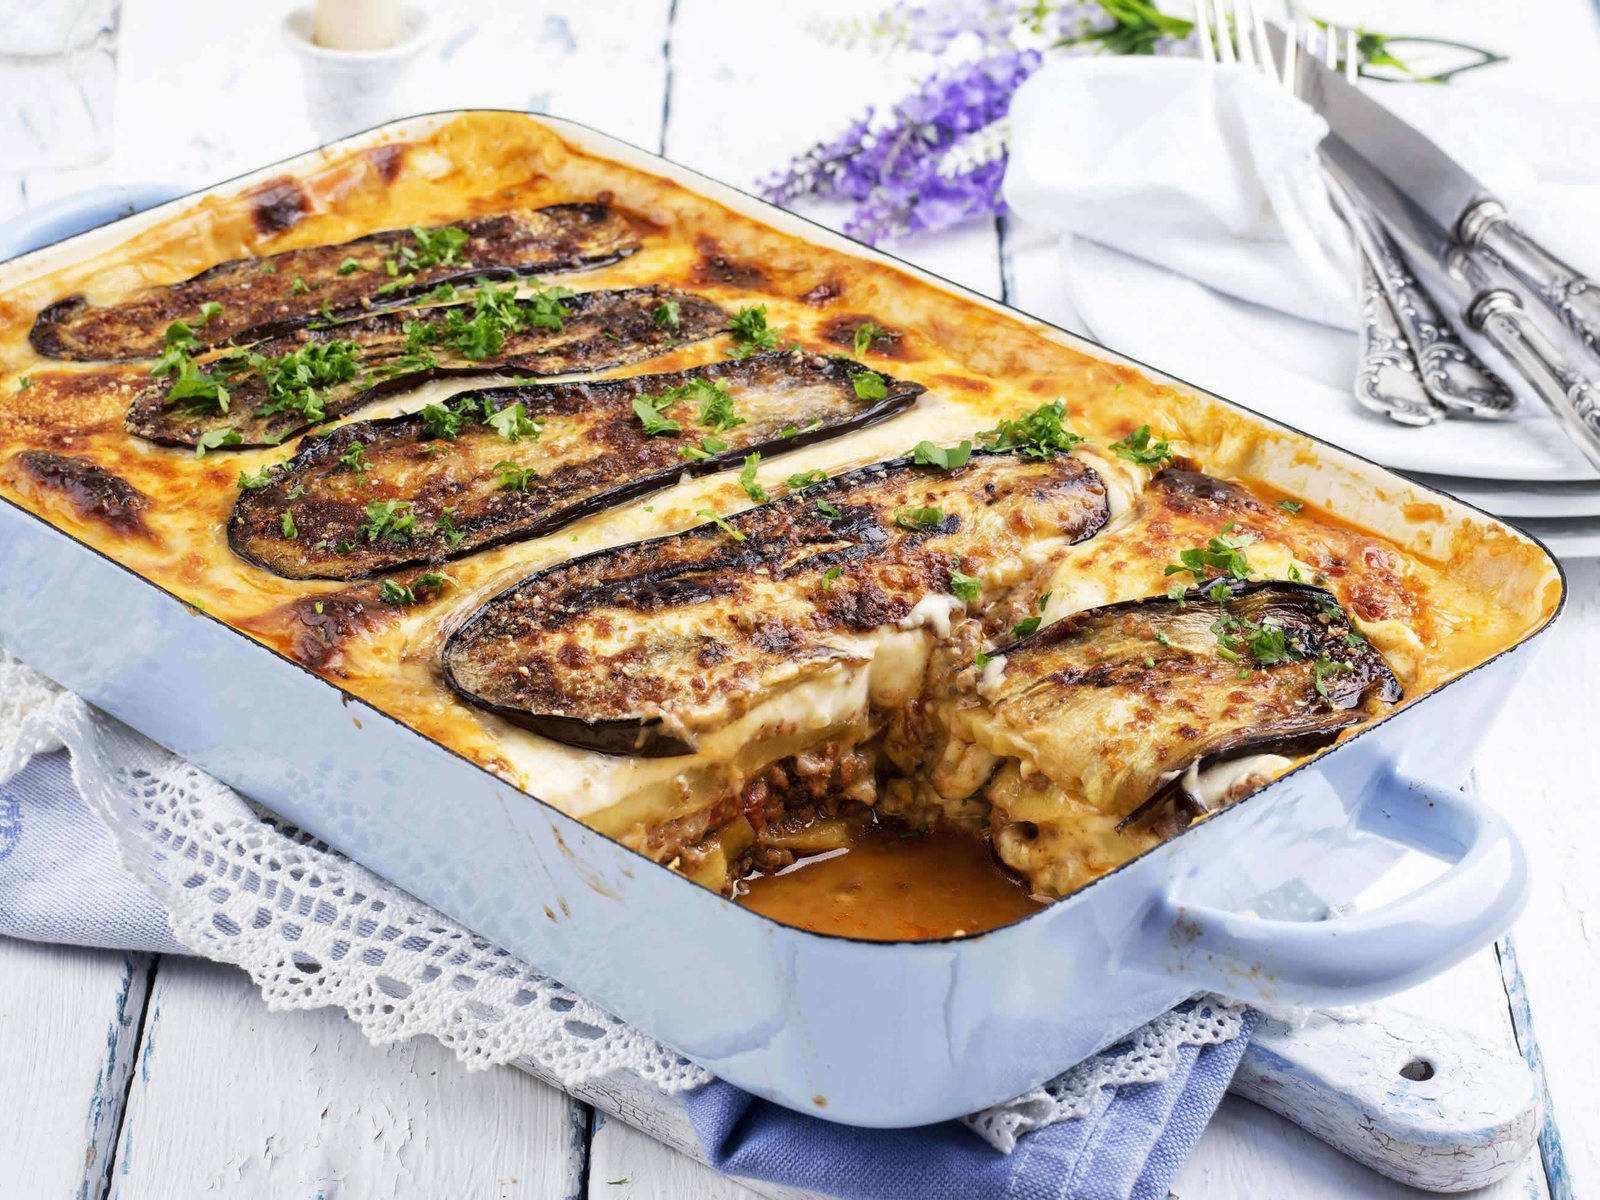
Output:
1194,2,1515,423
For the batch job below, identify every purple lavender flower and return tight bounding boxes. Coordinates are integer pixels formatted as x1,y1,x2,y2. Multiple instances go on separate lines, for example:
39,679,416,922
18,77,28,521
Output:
759,48,1041,238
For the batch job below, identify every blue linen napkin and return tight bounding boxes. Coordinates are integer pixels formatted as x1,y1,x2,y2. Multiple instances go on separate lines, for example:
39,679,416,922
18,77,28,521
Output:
0,195,1255,1200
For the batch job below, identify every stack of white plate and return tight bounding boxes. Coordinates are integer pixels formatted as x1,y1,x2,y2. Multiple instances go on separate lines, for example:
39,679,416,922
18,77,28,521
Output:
1056,240,1600,559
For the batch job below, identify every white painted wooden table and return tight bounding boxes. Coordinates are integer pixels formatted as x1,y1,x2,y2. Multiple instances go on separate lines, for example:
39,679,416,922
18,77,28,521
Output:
0,1,1594,1196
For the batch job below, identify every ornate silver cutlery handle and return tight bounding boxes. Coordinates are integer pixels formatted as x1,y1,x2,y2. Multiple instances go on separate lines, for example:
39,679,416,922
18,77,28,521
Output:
1462,199,1600,358
1451,249,1600,471
1353,251,1441,426
1328,177,1515,418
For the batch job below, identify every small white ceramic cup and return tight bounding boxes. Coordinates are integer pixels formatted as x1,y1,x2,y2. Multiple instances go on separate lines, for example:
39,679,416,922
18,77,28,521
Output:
282,6,432,144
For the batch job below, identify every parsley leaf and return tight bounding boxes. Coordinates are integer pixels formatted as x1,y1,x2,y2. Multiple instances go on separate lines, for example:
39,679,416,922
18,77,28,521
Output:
785,469,828,490
816,498,841,519
653,299,681,329
336,257,363,276
17,376,34,392
434,508,464,550
632,393,681,436
420,403,463,440
280,510,298,539
895,505,944,530
728,304,781,356
1277,498,1303,514
290,274,311,295
359,500,416,543
949,568,981,603
487,402,541,443
193,428,242,458
236,464,280,489
977,401,1084,459
196,301,223,325
1012,615,1042,639
1109,424,1174,467
822,565,843,593
697,508,746,541
495,460,537,492
852,322,881,358
852,371,888,400
911,439,972,471
695,380,744,431
1164,523,1254,583
738,452,768,502
338,441,370,475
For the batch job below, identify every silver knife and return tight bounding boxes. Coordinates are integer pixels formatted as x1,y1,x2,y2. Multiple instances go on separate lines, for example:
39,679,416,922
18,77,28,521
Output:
1320,135,1600,471
1275,24,1600,359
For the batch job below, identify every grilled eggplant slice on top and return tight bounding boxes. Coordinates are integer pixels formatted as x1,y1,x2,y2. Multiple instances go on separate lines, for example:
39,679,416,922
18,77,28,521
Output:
126,285,726,448
229,352,924,581
941,580,1400,897
30,204,640,361
443,450,1111,756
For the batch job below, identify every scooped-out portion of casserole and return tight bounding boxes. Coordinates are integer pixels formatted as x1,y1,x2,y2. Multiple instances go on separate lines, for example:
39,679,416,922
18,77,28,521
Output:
0,113,1561,939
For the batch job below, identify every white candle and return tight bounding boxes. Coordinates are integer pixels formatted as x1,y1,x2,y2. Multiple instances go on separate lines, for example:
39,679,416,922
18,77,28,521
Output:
312,0,407,51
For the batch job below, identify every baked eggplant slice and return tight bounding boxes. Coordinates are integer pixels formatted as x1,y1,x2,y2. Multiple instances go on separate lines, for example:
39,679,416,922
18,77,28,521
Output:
443,449,1111,756
30,204,639,362
951,580,1401,896
125,285,725,448
229,351,925,581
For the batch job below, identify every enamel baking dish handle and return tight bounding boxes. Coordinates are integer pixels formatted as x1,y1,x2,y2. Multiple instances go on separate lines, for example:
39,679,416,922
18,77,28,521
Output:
1142,779,1528,1007
0,184,185,261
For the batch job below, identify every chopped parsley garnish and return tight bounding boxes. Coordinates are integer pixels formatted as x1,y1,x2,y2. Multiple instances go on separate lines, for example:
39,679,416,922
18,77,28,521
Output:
420,403,463,440
695,380,744,431
17,376,34,392
738,453,767,501
290,274,311,295
281,510,298,539
236,464,280,489
487,402,541,443
495,460,537,492
680,435,729,461
895,505,944,531
259,262,276,274
653,299,681,329
435,508,464,550
816,498,841,519
949,568,981,603
852,322,882,358
785,469,828,490
338,442,369,475
977,400,1084,459
379,579,415,605
1109,424,1174,467
632,393,681,436
697,508,746,541
1277,498,1303,514
196,301,223,325
974,646,992,667
381,225,470,286
359,500,416,543
911,439,972,471
727,304,781,356
1012,615,1042,639
1164,522,1254,583
1312,655,1353,698
822,565,843,593
336,257,362,275
852,371,888,400
193,428,242,458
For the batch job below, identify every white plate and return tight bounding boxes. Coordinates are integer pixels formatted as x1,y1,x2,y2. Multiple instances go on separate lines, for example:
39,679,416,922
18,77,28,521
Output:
1063,238,1600,483
1505,515,1600,559
1407,474,1600,519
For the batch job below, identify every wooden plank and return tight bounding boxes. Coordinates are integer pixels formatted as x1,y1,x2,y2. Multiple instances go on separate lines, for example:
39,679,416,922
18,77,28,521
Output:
0,936,152,1200
106,956,585,1200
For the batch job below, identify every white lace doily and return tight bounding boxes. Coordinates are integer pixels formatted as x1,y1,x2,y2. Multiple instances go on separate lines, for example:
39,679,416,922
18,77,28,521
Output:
0,651,1248,1152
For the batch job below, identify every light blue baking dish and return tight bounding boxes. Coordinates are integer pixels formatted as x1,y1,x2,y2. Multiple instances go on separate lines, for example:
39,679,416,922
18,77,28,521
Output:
0,112,1563,1128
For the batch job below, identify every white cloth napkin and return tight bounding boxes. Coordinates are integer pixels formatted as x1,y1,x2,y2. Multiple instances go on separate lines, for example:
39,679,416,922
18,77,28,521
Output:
1005,58,1356,329
1000,56,1600,482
